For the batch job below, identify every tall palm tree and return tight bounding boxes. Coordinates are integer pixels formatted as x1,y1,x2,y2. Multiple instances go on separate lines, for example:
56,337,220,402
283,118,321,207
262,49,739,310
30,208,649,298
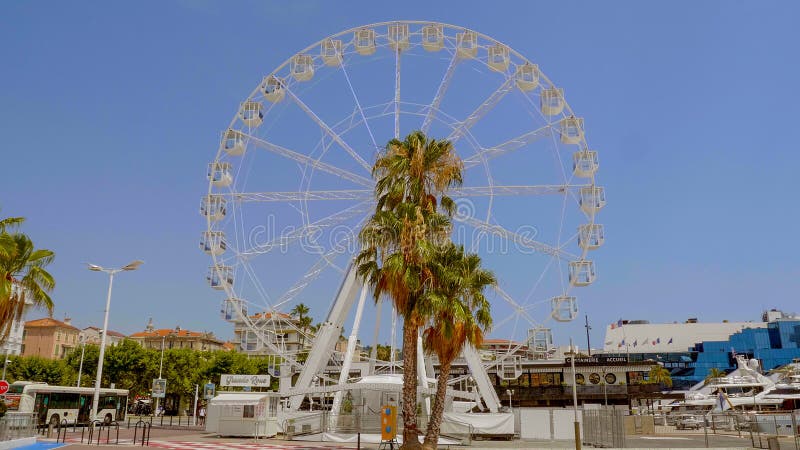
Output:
0,214,25,259
648,364,673,388
0,233,56,339
357,131,462,449
421,244,494,450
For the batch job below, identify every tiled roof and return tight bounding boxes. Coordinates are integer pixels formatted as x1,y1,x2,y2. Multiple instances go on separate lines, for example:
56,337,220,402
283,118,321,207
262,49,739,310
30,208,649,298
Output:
25,317,79,331
82,326,126,338
129,328,217,340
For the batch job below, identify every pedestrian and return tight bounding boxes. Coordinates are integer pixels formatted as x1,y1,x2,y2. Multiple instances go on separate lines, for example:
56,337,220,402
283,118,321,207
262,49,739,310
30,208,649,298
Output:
199,406,206,426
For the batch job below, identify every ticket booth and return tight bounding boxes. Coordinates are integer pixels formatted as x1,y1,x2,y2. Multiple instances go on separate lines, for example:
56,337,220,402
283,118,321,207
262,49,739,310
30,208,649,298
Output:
206,392,280,438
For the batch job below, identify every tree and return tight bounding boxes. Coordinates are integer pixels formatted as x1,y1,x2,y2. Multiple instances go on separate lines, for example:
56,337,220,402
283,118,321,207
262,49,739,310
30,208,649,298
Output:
422,244,494,450
648,364,673,388
0,232,56,339
290,303,312,347
704,368,727,385
357,131,462,449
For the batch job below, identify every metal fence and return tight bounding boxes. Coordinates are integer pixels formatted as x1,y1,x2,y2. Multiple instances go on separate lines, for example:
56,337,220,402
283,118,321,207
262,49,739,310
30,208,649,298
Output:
0,413,37,442
282,412,472,444
583,408,626,448
652,410,800,449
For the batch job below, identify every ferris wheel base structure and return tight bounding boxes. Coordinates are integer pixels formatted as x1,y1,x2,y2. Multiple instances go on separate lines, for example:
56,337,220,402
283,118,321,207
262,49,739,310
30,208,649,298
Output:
284,262,502,413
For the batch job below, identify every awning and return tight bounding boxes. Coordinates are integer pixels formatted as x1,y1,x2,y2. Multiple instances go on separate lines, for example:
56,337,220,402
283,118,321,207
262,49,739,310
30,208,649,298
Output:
209,393,269,406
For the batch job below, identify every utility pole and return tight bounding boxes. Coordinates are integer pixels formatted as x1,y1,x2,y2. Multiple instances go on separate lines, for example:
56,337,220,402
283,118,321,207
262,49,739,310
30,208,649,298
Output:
584,315,592,356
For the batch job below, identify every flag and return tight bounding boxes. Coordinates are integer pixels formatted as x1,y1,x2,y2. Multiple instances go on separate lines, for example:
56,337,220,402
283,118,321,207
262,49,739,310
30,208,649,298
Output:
617,319,624,328
668,337,673,344
652,340,657,345
656,338,661,344
633,340,638,347
610,323,616,330
620,338,625,346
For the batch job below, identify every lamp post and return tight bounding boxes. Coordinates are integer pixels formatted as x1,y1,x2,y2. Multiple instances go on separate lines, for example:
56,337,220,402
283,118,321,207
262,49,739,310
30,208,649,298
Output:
87,260,142,422
76,335,86,387
568,339,582,450
506,389,514,412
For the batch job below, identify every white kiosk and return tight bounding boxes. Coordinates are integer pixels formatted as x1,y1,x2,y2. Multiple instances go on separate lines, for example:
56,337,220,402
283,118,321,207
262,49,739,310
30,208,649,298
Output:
206,391,280,438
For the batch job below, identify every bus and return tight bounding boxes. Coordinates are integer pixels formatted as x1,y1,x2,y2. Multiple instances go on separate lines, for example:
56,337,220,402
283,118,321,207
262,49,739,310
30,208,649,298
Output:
4,382,128,426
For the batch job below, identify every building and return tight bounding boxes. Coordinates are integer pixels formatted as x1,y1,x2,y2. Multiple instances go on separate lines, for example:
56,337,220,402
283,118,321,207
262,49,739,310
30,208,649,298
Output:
231,311,312,357
129,319,226,352
0,283,33,357
601,310,800,388
22,316,80,359
79,327,126,348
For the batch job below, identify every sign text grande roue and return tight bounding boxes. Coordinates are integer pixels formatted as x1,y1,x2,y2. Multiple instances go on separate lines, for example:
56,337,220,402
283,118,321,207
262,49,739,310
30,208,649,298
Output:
220,374,271,387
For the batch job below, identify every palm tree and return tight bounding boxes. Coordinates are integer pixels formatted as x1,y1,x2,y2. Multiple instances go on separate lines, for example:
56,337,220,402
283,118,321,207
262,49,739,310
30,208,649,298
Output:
648,364,673,388
357,131,462,449
421,244,494,450
290,303,311,346
704,368,727,385
0,233,56,339
0,214,25,259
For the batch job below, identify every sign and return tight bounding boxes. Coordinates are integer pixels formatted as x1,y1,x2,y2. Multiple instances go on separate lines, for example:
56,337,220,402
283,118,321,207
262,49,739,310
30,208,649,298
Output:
220,374,271,388
0,380,9,396
565,355,628,365
151,379,166,398
203,383,215,400
380,405,397,440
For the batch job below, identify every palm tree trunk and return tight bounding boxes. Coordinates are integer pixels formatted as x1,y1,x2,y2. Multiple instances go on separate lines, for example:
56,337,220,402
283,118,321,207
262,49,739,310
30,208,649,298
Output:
400,320,421,449
423,359,451,450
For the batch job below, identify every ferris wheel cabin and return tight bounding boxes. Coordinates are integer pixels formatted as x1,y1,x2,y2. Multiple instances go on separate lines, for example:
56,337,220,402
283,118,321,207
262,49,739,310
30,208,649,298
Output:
207,265,233,290
201,195,226,222
573,150,598,178
421,24,444,52
560,117,585,144
388,23,410,51
354,29,376,55
578,224,604,250
515,64,540,91
239,101,263,128
579,186,606,214
321,39,343,67
291,54,315,81
221,298,247,322
222,129,246,156
551,296,578,322
208,162,232,188
528,327,554,354
200,231,227,256
568,261,596,287
456,30,478,59
261,76,285,103
487,44,510,72
540,87,565,116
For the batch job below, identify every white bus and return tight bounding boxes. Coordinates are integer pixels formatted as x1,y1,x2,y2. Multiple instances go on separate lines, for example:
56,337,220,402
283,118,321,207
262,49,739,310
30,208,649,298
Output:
5,382,128,426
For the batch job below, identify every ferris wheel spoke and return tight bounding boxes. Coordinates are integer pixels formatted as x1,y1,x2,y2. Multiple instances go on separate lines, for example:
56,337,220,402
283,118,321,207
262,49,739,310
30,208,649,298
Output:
394,47,401,139
238,201,373,256
282,85,373,173
227,190,373,203
421,48,459,134
451,184,586,197
462,125,554,169
271,228,361,311
491,285,539,334
243,133,373,187
453,215,578,260
446,76,515,143
338,57,379,150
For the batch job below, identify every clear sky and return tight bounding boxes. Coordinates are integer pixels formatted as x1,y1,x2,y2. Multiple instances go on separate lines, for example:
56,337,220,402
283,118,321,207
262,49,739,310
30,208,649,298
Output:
2,1,799,350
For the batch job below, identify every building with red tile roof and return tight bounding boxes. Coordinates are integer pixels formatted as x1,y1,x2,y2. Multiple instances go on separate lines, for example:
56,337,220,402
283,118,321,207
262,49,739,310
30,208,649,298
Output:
128,318,226,352
22,316,80,359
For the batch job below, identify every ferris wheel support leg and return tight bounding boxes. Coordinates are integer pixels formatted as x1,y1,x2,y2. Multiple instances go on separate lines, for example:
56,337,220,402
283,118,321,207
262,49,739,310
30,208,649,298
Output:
368,300,382,375
462,344,501,413
288,263,361,411
331,285,369,420
417,334,431,416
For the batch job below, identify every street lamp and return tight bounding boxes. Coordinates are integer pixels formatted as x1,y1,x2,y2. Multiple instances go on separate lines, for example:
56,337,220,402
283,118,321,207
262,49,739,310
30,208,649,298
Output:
506,389,514,412
76,335,86,387
567,339,582,450
87,260,142,422
154,331,175,417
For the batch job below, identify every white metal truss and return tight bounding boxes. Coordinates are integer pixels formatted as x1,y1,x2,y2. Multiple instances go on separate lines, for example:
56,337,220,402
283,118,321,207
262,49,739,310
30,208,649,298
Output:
454,214,579,260
421,48,459,133
462,125,553,169
243,133,373,187
446,76,515,143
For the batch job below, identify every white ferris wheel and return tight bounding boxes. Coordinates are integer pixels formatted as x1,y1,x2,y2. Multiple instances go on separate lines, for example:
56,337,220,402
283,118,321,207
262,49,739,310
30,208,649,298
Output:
201,21,604,412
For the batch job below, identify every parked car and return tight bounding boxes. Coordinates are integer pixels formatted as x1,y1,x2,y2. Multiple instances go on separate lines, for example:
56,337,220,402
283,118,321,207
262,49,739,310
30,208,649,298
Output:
676,416,702,430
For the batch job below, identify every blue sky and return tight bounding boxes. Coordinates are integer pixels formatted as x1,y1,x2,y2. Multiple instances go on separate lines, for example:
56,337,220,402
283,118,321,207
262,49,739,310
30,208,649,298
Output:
2,1,799,350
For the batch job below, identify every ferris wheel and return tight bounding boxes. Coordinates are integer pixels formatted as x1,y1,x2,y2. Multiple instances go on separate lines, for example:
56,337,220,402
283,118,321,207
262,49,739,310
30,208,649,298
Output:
201,21,604,411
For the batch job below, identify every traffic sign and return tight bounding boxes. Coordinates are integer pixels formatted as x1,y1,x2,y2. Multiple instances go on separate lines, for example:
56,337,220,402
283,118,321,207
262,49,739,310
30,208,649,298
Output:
0,380,9,395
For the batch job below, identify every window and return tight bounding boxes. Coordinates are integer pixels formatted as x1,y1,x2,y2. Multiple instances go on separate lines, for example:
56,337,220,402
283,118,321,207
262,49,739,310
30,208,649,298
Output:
243,405,255,418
